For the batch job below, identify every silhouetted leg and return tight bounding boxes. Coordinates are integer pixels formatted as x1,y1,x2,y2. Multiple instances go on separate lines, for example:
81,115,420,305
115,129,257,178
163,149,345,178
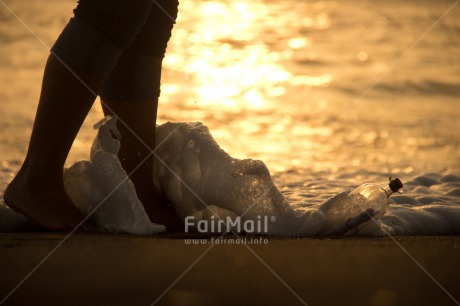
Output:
100,0,183,231
4,54,104,230
4,1,154,230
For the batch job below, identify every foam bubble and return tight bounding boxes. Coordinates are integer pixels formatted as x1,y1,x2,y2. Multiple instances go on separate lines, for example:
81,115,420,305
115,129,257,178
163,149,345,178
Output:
1,118,459,236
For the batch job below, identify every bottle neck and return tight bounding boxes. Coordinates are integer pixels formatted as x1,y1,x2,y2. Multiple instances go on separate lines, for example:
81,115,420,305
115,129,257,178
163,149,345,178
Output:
381,183,394,197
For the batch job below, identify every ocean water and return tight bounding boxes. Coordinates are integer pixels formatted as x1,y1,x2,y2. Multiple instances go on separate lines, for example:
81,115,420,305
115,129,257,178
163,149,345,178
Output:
0,0,459,234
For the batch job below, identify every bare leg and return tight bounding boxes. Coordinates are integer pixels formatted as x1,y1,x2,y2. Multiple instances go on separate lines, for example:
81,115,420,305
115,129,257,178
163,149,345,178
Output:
4,54,102,230
100,0,183,231
101,97,183,231
4,1,162,231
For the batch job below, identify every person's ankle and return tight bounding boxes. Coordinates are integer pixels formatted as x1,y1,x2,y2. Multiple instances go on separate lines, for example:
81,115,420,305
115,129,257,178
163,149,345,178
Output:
11,160,65,194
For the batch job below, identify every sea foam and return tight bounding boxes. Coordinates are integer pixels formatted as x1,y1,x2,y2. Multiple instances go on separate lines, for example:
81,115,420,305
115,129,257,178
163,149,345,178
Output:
1,116,459,236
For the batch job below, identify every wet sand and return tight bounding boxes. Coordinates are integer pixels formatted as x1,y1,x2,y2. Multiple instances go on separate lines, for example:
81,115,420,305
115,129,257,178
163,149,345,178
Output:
0,234,459,306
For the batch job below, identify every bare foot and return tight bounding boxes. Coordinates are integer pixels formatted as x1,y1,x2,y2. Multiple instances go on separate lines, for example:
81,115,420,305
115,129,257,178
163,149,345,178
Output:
141,195,184,232
4,174,90,231
135,185,184,232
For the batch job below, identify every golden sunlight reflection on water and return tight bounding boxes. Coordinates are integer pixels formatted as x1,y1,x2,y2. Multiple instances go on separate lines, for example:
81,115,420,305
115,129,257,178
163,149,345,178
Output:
0,0,458,176
157,0,351,172
162,0,332,112
155,0,460,173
